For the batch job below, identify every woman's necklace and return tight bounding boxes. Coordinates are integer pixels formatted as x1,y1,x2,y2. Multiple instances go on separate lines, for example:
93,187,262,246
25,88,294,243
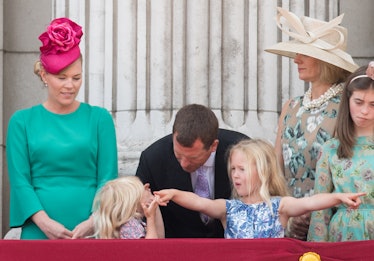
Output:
302,83,343,110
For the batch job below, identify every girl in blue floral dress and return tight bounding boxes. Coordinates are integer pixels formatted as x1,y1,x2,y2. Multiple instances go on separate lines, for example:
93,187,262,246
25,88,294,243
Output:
308,63,374,242
155,139,364,239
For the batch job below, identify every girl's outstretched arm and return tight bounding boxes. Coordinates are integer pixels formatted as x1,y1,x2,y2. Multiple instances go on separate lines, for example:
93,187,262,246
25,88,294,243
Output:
154,189,226,220
278,192,366,226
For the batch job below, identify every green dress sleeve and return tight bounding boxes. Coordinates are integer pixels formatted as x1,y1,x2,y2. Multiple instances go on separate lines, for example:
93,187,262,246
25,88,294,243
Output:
95,107,118,191
6,110,44,227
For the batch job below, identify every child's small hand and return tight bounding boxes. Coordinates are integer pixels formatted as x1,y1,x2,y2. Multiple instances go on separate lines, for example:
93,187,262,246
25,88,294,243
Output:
142,196,159,219
342,192,366,209
154,189,173,206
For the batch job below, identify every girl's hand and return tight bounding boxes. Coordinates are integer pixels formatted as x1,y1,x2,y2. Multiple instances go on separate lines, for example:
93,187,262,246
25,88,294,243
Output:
154,189,174,206
142,196,159,219
341,192,366,209
72,215,94,239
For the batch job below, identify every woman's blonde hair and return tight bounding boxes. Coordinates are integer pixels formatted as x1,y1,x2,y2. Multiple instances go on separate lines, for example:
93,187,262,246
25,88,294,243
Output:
92,176,144,239
319,60,350,85
34,61,44,82
227,139,289,213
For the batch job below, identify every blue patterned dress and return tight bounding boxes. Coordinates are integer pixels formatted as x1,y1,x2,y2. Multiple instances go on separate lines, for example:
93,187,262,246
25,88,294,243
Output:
308,137,374,242
224,197,284,239
280,93,341,197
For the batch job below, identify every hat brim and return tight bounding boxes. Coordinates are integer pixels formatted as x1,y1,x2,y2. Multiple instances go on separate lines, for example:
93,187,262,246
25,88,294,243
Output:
265,40,359,73
40,45,81,74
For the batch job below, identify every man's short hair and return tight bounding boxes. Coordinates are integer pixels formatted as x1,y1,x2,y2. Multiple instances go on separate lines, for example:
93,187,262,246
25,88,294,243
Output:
173,104,219,150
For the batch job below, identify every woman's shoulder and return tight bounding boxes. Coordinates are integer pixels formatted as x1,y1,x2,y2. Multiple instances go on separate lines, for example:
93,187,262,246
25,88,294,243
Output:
287,95,304,104
282,96,303,112
322,138,339,148
79,103,113,120
319,138,339,156
10,104,43,120
79,102,110,113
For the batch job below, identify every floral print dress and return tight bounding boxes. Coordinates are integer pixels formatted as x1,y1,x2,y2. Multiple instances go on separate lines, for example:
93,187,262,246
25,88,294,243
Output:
280,94,341,197
308,137,374,242
224,197,284,238
119,217,146,239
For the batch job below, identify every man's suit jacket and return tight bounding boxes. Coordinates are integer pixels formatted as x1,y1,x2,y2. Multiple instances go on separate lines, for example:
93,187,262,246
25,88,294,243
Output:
136,129,249,238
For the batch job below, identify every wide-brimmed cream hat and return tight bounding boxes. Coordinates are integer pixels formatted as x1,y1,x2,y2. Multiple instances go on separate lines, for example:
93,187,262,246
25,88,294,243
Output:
265,7,358,73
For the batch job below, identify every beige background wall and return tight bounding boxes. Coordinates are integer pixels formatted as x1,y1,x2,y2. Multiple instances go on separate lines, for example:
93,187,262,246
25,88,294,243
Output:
1,0,373,237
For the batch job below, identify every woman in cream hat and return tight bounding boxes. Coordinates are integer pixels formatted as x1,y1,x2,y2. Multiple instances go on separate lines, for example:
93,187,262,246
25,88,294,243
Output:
265,7,358,241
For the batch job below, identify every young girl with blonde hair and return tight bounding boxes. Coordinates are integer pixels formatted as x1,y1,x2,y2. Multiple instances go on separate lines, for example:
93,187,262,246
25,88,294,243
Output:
155,139,365,238
92,176,164,239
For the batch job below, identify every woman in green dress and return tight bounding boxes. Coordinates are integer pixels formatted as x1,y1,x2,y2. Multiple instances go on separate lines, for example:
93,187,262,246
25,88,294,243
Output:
6,17,118,239
308,63,374,241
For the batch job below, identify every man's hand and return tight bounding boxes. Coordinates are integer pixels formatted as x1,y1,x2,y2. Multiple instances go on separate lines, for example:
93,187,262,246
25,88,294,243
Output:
286,213,310,241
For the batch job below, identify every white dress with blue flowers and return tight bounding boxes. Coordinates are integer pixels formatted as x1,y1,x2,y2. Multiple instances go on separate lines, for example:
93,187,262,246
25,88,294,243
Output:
224,197,284,239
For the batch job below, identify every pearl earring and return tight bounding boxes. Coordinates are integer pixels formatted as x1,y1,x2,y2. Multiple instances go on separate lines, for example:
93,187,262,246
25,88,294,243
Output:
44,82,48,87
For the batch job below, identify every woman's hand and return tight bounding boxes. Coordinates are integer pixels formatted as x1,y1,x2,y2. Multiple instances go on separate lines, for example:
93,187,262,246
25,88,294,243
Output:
32,211,74,239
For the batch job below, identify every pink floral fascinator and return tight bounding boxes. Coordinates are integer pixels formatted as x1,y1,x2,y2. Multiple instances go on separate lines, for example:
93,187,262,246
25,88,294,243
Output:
349,61,374,84
39,17,83,74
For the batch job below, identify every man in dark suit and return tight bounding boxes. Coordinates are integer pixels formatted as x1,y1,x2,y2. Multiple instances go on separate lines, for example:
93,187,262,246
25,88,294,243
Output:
136,104,249,238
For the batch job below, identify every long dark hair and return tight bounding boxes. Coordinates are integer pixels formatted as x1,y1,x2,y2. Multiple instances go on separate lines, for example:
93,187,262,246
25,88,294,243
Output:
335,65,374,158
